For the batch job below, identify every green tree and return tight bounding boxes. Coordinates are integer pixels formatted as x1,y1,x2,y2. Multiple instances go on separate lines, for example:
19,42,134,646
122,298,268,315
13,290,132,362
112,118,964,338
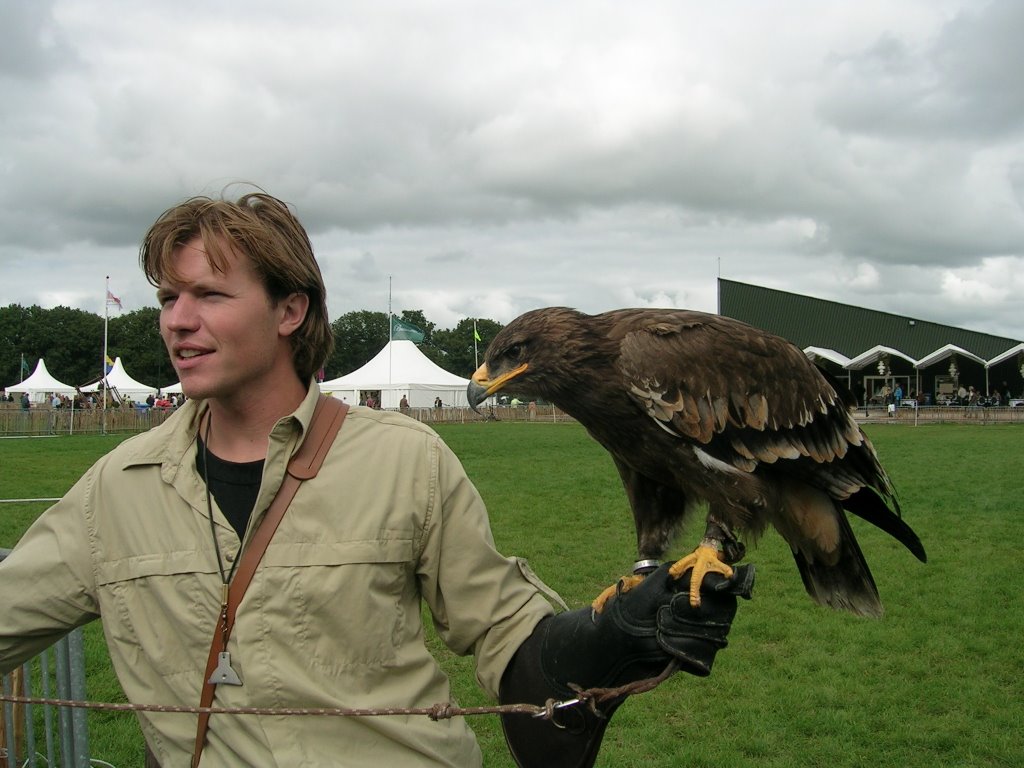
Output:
325,310,389,377
0,304,30,386
1,302,507,392
108,307,169,386
430,317,503,378
0,305,104,387
397,310,453,367
39,306,105,385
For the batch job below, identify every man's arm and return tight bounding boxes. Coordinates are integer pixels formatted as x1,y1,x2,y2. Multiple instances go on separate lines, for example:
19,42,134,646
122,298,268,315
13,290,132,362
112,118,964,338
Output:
498,563,754,768
0,482,99,674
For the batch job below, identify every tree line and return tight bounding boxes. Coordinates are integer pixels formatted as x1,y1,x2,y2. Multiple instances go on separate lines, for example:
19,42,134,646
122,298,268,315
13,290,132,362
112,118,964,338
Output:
0,304,504,390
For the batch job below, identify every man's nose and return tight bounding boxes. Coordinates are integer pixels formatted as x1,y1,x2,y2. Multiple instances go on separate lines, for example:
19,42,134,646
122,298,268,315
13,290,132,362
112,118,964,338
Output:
162,294,200,331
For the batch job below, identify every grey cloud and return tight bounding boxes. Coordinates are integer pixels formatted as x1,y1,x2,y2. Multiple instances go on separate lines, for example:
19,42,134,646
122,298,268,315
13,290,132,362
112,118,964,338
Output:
818,0,1024,140
348,252,383,283
0,1,1021,343
0,0,78,79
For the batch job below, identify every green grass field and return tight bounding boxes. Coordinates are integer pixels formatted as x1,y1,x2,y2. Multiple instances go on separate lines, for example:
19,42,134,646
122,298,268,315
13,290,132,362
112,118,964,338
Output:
2,422,1022,767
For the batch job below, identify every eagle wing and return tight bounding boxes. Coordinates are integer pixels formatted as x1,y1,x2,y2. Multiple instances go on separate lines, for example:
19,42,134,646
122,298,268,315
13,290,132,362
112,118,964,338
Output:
615,311,870,489
610,310,926,616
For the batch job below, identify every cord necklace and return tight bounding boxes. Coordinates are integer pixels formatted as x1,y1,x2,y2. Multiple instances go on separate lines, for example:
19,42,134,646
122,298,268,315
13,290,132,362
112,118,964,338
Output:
201,411,243,686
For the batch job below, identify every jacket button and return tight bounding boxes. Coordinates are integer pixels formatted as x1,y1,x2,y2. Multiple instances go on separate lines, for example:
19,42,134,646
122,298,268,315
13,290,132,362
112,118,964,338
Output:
225,552,235,563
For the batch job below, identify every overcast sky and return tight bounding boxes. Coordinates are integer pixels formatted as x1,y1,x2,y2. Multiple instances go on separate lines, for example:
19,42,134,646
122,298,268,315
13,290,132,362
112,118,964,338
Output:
2,0,1022,342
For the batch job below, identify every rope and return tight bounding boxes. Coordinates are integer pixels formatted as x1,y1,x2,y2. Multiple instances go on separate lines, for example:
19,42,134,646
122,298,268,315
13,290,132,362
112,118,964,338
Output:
0,661,679,722
0,694,546,720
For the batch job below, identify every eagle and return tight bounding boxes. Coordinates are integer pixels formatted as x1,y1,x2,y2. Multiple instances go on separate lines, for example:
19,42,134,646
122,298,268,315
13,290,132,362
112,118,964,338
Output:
466,307,926,616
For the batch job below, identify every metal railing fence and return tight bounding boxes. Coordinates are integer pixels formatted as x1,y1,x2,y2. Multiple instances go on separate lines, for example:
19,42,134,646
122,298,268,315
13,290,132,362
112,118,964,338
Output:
1,549,90,768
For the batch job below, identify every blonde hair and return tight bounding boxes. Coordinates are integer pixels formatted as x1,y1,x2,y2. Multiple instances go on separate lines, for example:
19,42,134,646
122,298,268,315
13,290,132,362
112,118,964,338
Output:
140,191,333,381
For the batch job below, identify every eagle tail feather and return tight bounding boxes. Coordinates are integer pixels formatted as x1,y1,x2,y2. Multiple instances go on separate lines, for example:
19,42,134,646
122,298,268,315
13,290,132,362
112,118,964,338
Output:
844,487,927,563
791,509,885,618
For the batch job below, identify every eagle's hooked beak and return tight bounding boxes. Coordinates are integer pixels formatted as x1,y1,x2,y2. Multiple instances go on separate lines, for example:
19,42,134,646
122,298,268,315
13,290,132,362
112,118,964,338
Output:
467,362,529,413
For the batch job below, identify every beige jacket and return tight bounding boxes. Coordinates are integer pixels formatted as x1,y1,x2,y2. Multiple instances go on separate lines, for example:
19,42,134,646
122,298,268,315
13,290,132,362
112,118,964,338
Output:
0,384,556,766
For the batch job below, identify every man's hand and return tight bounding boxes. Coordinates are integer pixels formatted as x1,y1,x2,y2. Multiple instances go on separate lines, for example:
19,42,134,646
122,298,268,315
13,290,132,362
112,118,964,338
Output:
499,563,754,768
536,562,754,694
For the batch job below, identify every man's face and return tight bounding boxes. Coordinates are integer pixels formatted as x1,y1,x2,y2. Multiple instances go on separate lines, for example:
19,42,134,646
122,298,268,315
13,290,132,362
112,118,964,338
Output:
157,236,298,403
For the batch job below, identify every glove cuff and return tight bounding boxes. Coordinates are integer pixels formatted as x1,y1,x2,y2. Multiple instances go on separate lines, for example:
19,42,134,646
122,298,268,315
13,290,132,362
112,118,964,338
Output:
499,615,627,768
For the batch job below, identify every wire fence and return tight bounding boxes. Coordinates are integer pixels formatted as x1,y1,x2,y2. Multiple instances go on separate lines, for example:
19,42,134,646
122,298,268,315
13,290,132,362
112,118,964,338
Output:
0,404,176,438
0,402,578,438
853,402,1024,425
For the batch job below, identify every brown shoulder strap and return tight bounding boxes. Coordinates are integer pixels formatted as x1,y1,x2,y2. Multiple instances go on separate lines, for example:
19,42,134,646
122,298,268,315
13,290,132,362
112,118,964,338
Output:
191,395,348,767
225,396,348,621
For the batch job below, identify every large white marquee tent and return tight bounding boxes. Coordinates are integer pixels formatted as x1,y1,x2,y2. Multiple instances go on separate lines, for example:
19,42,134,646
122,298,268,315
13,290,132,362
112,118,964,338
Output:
5,359,77,402
81,357,158,399
320,340,472,409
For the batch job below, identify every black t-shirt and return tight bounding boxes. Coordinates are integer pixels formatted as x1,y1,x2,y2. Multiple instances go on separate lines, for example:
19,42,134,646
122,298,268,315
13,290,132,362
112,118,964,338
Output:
196,437,264,540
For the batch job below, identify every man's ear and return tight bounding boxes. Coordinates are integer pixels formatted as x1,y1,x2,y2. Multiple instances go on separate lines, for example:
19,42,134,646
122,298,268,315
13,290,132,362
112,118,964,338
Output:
278,292,310,337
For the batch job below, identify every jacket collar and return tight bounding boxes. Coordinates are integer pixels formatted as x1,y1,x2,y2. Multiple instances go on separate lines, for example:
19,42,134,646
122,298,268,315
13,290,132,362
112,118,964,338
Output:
117,381,323,479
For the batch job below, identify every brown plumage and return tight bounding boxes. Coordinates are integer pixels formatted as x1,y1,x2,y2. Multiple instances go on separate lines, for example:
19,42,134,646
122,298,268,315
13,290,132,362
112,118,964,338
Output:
467,307,926,617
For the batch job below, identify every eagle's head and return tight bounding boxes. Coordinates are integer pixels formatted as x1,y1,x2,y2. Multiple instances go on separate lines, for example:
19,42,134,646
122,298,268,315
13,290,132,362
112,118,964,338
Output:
467,307,605,412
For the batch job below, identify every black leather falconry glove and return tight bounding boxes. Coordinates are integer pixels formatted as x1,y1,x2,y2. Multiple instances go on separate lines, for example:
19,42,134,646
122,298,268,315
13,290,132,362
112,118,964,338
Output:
499,563,754,768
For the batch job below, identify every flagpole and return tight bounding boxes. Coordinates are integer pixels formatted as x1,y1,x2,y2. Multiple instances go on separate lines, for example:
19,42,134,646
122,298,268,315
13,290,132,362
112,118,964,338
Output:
102,276,110,434
388,275,393,388
473,320,479,370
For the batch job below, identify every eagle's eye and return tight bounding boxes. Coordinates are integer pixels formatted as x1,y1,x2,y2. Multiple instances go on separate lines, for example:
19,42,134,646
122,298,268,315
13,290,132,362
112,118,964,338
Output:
505,343,524,359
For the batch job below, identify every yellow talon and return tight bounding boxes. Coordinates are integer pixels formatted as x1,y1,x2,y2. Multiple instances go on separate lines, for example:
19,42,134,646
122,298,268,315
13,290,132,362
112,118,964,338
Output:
668,544,734,607
590,574,645,613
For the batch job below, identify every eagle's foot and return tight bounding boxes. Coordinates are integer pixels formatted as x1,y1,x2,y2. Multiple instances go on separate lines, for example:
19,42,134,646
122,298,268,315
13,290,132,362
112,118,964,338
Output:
590,574,645,614
668,543,734,608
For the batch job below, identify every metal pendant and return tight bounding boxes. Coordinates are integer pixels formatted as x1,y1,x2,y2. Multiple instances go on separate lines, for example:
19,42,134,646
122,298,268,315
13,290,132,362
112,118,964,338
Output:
208,651,243,686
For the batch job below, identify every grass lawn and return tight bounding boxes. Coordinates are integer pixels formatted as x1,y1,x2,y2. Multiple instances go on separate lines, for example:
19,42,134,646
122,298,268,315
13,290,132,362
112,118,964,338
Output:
2,422,1022,767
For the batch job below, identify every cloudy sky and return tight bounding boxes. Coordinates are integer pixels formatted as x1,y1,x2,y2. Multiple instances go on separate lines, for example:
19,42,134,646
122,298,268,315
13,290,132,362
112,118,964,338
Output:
2,0,1022,341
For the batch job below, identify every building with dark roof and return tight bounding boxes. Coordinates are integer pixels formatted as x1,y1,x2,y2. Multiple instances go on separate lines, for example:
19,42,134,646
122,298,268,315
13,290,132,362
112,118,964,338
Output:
717,279,1024,406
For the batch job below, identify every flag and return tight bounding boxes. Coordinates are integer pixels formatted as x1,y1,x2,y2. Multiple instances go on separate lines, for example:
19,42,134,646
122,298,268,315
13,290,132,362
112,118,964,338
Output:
391,316,425,343
106,290,123,310
473,321,481,342
105,354,115,374
21,357,30,376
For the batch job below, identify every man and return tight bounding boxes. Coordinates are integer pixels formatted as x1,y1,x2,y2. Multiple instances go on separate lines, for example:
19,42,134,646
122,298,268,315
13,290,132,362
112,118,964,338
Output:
0,192,752,766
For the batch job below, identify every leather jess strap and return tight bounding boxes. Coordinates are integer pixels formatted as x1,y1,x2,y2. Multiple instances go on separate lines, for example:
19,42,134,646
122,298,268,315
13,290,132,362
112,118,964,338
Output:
191,396,349,767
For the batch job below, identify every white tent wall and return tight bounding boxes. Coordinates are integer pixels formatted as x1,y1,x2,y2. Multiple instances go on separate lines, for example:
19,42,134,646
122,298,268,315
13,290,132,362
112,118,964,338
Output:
5,359,77,403
325,383,469,409
320,340,472,408
402,384,469,408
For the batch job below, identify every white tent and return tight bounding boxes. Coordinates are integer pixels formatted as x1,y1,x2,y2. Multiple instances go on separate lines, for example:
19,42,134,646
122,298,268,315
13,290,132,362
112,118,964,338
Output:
320,340,472,408
5,359,77,403
914,343,986,371
803,346,853,389
986,342,1024,369
845,344,918,370
81,357,158,399
803,346,852,368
